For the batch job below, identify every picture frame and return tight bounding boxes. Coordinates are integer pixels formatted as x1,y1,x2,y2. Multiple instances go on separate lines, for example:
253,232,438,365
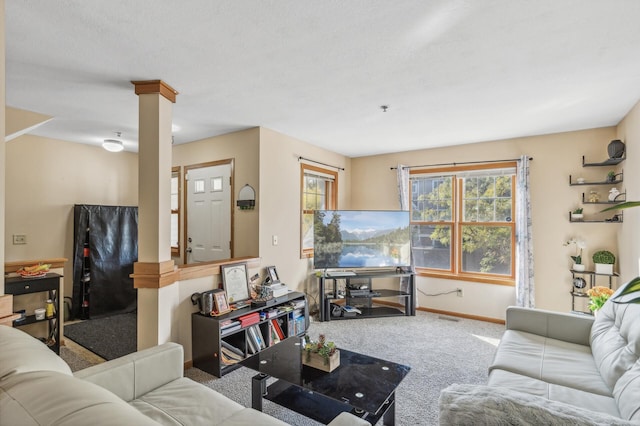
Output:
221,262,251,303
213,290,231,315
267,265,280,284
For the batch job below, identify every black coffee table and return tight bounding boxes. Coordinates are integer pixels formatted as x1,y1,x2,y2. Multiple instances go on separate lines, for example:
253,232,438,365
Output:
241,336,410,425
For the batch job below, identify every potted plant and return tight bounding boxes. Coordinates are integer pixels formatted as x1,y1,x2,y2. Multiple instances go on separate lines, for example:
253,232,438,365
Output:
303,334,340,372
593,250,615,275
564,238,585,271
606,170,616,182
571,208,584,221
587,286,614,315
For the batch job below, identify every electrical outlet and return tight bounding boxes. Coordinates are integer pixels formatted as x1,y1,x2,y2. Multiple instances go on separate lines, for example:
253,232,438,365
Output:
456,288,463,297
13,234,27,245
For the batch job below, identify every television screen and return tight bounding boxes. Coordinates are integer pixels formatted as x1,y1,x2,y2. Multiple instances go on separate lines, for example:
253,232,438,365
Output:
313,210,411,270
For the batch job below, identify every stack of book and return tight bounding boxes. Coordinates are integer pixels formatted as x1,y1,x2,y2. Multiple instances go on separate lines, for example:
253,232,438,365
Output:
238,312,260,328
288,308,305,336
220,319,241,336
246,325,266,354
267,283,290,298
220,340,244,366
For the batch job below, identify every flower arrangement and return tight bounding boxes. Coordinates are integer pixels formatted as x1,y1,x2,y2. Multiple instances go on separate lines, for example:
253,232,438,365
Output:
587,286,614,312
303,334,337,365
564,238,585,265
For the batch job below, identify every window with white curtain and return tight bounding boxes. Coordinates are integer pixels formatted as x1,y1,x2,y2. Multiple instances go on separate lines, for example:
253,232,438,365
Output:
410,163,516,285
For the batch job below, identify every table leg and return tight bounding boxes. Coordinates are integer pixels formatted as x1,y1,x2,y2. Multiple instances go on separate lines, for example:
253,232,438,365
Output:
251,373,269,411
382,393,395,426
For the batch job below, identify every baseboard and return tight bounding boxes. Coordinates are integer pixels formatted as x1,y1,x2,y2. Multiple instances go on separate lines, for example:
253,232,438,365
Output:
373,300,505,325
184,359,193,370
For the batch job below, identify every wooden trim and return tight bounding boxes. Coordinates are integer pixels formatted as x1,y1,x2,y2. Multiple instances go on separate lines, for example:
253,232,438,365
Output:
417,306,505,324
131,80,178,103
300,163,338,258
131,260,178,289
415,269,515,286
410,161,517,175
184,359,193,370
5,258,67,273
177,256,260,281
371,300,504,324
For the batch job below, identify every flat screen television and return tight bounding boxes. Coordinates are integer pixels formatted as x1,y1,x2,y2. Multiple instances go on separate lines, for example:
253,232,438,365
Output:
313,210,411,270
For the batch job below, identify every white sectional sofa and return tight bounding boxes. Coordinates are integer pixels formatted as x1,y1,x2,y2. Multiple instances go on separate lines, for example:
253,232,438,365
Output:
0,325,368,426
440,297,640,425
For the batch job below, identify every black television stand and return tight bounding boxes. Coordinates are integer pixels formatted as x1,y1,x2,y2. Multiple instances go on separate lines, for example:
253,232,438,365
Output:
318,269,415,321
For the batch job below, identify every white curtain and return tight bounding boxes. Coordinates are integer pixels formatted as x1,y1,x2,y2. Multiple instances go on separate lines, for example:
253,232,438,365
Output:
396,165,416,302
515,156,535,308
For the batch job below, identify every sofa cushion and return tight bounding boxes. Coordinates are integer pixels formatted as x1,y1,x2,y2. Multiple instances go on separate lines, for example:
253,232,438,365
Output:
0,370,157,426
439,383,635,426
489,329,611,396
488,369,620,417
0,325,72,380
129,377,287,425
591,300,640,391
613,357,640,422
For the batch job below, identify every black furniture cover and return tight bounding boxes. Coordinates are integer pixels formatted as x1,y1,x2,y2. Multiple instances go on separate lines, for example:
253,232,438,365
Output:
72,204,138,319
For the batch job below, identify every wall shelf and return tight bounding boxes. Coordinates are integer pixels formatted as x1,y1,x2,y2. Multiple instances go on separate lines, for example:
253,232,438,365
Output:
582,156,626,167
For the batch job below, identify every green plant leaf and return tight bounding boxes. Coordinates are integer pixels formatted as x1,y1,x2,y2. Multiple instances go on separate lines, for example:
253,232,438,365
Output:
611,295,640,305
612,276,640,301
601,201,640,212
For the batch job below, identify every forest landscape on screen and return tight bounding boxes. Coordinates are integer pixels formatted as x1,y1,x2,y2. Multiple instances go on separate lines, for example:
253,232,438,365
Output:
313,210,411,269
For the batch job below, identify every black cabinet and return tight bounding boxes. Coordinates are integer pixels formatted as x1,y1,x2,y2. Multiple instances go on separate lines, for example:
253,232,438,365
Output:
192,291,308,377
5,273,62,354
318,270,416,321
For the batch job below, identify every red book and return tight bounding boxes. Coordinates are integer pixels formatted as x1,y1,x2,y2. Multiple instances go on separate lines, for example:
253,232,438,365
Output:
271,318,285,340
239,312,260,327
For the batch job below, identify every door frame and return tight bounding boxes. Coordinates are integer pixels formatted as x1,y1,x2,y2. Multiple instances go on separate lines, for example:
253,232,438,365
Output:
183,158,235,264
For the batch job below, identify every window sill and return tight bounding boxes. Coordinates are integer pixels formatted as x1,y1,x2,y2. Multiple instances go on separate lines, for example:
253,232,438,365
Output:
416,270,515,286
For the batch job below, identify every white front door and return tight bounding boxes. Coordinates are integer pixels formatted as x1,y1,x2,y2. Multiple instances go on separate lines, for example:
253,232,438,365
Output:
186,163,232,263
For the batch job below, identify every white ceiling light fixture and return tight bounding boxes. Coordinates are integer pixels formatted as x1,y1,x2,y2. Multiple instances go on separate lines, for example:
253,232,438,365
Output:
102,132,124,152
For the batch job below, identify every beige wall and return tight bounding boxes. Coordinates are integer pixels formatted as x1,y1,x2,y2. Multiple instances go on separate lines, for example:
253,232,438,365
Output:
1,0,5,294
4,135,139,297
351,127,620,319
615,99,640,280
258,127,351,308
172,127,260,261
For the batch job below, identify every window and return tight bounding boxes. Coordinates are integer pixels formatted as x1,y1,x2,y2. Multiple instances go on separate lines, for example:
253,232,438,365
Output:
301,164,338,258
171,167,181,256
410,163,516,284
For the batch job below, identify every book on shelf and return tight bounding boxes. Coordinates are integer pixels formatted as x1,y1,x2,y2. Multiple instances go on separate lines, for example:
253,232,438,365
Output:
220,323,242,336
220,319,240,330
248,325,266,351
221,339,244,357
220,347,243,365
269,322,281,346
246,330,259,354
238,312,260,327
270,318,285,340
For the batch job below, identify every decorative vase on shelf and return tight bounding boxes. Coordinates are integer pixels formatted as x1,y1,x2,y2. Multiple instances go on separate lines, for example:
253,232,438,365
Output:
573,263,586,272
595,263,614,275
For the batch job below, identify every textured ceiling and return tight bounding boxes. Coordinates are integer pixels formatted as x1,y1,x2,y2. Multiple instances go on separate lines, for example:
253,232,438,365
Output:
6,1,640,157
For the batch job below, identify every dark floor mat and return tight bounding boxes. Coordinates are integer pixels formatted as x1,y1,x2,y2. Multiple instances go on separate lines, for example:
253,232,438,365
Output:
64,313,136,360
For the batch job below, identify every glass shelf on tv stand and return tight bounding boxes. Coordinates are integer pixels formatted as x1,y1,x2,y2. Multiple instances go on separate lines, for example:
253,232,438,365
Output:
318,269,415,322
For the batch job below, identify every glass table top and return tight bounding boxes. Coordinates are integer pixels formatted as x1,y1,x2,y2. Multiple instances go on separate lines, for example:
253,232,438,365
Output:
240,336,410,415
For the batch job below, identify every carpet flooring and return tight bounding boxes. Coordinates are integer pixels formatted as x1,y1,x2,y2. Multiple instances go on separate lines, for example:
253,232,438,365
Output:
186,310,505,426
63,312,137,360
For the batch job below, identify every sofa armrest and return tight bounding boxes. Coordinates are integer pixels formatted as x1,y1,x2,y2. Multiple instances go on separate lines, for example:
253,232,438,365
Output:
505,306,594,346
439,384,632,425
74,342,184,402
